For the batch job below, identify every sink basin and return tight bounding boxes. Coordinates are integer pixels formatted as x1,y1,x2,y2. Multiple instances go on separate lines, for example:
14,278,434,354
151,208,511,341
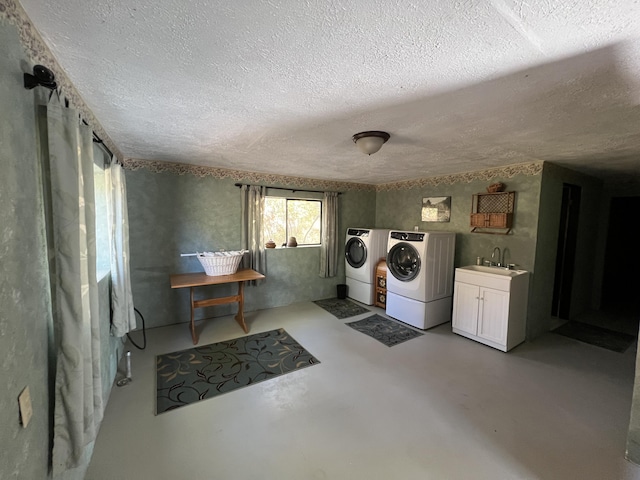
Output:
458,265,528,277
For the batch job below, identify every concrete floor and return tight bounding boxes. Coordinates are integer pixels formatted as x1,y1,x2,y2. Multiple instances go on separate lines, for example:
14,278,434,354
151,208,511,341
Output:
87,302,640,480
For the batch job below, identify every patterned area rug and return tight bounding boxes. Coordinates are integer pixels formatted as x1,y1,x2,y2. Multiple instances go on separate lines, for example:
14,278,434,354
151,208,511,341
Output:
346,314,424,347
313,297,370,319
156,328,320,414
552,321,636,353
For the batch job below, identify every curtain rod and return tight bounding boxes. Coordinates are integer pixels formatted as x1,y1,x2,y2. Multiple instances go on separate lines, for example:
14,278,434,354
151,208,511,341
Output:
234,183,342,195
80,117,114,159
92,133,113,156
22,68,115,160
91,133,119,165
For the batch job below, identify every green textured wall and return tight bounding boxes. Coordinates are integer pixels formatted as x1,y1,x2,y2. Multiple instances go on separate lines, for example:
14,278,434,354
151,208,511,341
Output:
125,168,376,330
128,165,609,343
533,163,604,338
375,172,544,337
0,16,123,479
376,174,541,270
0,17,52,479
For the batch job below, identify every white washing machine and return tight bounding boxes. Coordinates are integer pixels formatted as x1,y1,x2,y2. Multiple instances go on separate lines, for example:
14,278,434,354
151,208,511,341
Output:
345,228,390,305
386,230,456,329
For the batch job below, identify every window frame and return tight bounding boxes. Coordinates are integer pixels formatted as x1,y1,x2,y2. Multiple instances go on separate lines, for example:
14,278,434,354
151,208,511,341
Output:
263,191,323,247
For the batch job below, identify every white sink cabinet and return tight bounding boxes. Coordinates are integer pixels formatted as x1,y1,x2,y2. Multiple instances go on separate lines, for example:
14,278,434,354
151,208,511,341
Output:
452,266,530,352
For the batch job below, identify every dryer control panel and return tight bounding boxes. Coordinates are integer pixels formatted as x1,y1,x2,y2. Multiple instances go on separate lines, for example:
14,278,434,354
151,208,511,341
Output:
390,231,425,242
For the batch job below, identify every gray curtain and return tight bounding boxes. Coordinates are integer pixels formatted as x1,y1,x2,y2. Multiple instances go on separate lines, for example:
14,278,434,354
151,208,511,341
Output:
319,191,339,277
241,185,266,281
41,96,104,474
108,160,136,336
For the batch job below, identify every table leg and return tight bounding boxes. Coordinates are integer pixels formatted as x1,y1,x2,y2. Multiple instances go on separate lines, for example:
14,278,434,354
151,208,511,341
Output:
234,281,249,333
190,287,198,344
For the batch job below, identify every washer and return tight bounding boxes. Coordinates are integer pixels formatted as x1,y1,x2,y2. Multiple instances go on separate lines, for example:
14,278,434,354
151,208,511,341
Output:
345,228,390,305
386,230,455,329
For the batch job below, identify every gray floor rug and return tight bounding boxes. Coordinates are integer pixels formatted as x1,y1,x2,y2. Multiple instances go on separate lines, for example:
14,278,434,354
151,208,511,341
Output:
313,297,369,319
156,328,320,414
346,314,424,347
552,321,636,353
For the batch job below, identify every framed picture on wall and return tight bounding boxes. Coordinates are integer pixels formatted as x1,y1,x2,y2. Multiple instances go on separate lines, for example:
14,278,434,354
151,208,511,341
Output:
422,196,451,222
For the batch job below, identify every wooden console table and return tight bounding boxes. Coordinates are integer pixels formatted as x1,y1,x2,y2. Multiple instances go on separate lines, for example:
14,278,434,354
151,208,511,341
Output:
170,268,265,344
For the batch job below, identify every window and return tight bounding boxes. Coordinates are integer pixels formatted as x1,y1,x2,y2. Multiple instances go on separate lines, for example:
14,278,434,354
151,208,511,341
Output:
93,144,111,278
264,197,322,246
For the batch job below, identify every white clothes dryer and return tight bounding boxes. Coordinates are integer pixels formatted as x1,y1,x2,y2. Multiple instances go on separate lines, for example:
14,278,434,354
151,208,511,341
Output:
345,228,390,305
386,230,455,329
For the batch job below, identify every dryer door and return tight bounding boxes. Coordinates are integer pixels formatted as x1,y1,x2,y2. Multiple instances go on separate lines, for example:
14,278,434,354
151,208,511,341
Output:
345,237,367,268
387,242,421,282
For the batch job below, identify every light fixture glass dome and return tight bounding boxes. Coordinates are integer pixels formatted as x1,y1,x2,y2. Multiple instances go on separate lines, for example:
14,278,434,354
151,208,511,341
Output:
352,131,390,155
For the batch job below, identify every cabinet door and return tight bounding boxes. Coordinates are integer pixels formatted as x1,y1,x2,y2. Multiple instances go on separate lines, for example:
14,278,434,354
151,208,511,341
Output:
477,287,509,344
470,213,487,227
487,213,508,228
452,282,480,335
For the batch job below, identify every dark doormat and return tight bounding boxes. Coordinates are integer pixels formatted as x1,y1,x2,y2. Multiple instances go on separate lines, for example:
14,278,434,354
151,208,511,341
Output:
313,297,370,319
346,314,424,347
552,321,636,353
156,328,320,414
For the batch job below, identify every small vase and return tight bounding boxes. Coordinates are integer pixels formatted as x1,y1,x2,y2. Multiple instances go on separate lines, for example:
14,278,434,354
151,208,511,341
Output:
265,240,276,249
287,236,298,247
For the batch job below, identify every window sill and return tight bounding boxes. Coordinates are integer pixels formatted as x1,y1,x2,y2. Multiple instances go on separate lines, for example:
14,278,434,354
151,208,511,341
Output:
266,245,321,250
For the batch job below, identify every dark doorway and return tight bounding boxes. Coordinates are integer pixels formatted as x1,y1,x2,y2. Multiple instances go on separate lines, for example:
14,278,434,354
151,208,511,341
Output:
552,184,581,319
602,197,640,313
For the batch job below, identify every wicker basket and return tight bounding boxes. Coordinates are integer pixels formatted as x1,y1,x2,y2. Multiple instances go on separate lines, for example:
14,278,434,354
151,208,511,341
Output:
486,182,505,193
197,250,246,276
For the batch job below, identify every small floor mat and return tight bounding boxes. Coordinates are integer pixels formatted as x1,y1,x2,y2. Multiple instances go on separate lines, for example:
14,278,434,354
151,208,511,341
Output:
313,297,370,319
346,314,424,347
552,321,636,353
156,328,320,414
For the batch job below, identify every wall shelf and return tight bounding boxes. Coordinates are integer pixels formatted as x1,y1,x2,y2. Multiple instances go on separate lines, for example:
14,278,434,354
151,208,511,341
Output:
470,191,515,235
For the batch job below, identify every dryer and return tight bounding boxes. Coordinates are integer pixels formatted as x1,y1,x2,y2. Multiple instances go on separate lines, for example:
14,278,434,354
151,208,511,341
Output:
386,230,455,329
345,228,390,305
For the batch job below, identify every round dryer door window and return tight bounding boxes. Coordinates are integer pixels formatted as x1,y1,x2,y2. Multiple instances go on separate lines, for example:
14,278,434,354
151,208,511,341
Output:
345,238,367,268
387,242,421,282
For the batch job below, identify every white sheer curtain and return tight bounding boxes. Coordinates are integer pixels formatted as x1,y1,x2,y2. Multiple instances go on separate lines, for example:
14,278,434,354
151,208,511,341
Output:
241,185,266,282
107,160,136,336
42,95,104,474
319,191,339,277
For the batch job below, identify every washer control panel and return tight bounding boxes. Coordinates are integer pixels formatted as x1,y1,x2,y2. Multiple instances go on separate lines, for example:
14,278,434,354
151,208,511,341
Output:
347,228,370,237
390,231,424,242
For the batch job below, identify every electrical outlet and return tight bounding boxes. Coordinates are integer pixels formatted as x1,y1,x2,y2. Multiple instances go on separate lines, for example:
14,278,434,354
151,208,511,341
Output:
18,386,32,428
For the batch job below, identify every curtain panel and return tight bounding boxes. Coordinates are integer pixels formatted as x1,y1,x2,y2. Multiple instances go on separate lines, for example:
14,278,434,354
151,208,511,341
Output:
107,160,136,336
40,96,104,475
319,191,339,277
240,185,266,283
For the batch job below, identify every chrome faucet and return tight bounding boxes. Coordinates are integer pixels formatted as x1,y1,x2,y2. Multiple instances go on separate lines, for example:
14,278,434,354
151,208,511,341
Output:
491,247,502,267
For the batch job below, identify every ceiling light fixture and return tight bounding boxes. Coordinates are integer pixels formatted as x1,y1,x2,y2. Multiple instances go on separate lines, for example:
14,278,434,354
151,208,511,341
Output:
352,131,390,155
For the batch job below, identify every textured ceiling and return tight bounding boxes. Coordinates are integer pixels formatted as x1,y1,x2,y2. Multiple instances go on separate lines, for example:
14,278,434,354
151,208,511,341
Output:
17,0,640,189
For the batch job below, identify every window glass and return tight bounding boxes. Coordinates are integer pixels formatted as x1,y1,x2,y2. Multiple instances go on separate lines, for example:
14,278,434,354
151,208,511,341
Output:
264,197,321,246
93,145,110,278
264,197,286,246
287,199,321,245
